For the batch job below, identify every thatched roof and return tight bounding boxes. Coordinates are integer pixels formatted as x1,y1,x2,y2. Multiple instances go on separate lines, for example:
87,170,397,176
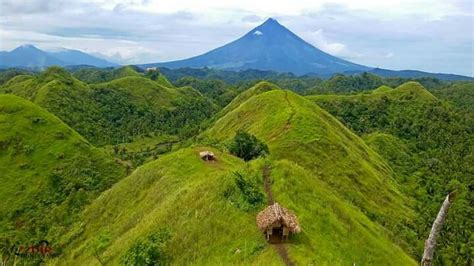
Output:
199,151,214,158
256,203,301,233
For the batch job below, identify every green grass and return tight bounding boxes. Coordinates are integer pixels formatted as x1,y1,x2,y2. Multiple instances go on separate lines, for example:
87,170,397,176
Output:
372,85,393,93
205,89,414,236
102,134,180,168
306,81,473,264
92,76,182,111
48,81,420,264
268,159,415,265
57,147,282,265
56,145,415,265
215,81,282,120
1,67,216,146
0,94,125,247
308,81,436,102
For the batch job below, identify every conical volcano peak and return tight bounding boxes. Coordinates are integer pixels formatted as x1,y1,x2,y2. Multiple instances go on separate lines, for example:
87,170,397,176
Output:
255,17,286,31
262,17,279,26
144,18,370,75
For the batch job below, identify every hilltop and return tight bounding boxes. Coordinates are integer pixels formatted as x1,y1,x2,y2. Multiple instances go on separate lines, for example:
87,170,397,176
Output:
53,82,421,265
204,86,414,236
0,67,216,146
0,94,125,251
58,147,415,265
307,82,473,263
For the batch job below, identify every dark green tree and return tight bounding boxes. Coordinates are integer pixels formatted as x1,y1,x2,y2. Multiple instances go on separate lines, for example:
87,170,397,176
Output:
228,130,269,161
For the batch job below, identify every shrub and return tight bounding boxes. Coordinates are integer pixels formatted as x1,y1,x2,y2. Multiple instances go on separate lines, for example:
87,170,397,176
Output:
224,171,265,210
228,130,269,161
121,229,171,266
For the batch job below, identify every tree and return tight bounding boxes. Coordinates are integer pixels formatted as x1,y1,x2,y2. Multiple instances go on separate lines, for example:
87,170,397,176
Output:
228,130,269,161
421,192,456,266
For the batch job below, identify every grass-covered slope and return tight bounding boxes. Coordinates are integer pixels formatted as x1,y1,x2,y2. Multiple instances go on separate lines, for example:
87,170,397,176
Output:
58,147,280,265
372,85,393,93
71,66,175,88
0,95,125,248
205,88,413,235
58,146,415,265
307,82,473,264
1,67,216,146
215,81,282,119
92,76,181,111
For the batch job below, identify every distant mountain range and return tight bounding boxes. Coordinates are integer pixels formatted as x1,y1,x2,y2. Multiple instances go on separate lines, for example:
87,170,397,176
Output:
1,19,472,80
0,44,117,68
141,18,472,81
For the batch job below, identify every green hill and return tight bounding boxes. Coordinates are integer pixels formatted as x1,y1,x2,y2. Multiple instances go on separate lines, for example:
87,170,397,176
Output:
307,81,473,264
70,66,175,88
215,81,282,119
205,88,413,232
431,81,474,113
50,83,419,265
0,94,125,252
71,66,141,84
1,67,216,146
57,146,415,265
372,85,393,93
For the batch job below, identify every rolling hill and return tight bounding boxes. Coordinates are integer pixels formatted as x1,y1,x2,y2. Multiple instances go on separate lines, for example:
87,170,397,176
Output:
0,94,125,255
204,84,415,238
54,82,419,265
307,82,473,264
0,67,216,146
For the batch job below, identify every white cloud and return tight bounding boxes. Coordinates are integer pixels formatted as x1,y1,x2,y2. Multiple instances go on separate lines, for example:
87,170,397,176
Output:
305,29,356,58
0,0,472,75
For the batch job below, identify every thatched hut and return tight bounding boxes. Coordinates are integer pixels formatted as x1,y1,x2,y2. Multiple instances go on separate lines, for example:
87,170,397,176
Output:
256,202,300,242
199,151,215,161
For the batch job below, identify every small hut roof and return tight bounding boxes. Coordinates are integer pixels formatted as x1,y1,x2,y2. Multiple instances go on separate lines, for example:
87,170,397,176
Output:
199,151,214,157
256,202,301,233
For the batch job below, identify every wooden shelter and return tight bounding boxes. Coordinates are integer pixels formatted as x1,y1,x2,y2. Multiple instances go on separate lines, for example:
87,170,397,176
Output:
256,202,300,242
199,151,215,161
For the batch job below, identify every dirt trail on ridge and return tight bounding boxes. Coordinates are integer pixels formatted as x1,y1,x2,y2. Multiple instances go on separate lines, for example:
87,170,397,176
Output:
262,164,295,266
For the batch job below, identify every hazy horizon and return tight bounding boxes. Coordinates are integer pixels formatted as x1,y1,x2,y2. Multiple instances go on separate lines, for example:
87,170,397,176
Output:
1,0,473,76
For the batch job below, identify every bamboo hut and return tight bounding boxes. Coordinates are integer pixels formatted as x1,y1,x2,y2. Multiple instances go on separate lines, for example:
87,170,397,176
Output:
256,202,300,242
199,151,215,161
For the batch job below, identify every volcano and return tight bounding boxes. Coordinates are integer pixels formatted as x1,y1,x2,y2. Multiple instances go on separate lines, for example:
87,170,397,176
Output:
142,18,370,75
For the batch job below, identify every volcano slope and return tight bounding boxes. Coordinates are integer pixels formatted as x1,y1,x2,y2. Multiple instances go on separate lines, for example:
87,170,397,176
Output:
308,82,473,264
0,67,216,146
0,95,125,257
56,82,416,265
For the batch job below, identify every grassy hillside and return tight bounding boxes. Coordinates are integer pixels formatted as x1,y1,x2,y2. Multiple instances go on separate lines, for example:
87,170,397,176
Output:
57,146,415,265
308,82,473,264
1,67,216,146
215,81,282,119
71,66,141,83
205,87,414,235
0,95,125,260
70,66,175,88
372,85,393,93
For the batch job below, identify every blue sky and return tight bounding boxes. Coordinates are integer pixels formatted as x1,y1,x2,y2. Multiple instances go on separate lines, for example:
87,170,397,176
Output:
0,0,473,76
